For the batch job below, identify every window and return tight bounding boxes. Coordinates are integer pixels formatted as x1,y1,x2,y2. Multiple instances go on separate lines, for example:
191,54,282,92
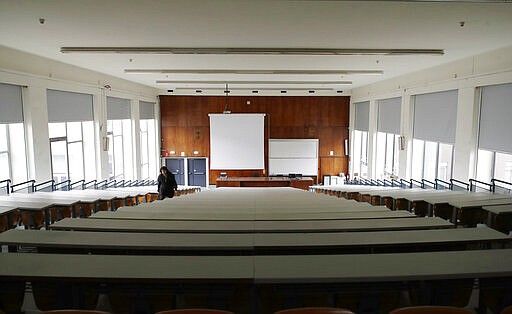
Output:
376,132,400,179
139,119,156,179
411,139,453,181
107,119,133,180
49,121,95,183
353,130,368,178
0,83,27,184
477,150,512,183
47,90,95,184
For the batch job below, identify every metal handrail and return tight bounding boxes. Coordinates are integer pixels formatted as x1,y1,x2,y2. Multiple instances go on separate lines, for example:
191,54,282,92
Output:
435,179,451,190
469,179,492,192
376,179,385,186
450,179,469,191
491,178,512,194
422,179,435,189
70,179,85,190
115,180,125,188
383,179,392,187
106,180,117,188
54,179,71,191
0,179,11,195
33,179,55,192
411,179,423,188
84,179,97,189
394,179,404,188
10,179,36,193
96,179,108,189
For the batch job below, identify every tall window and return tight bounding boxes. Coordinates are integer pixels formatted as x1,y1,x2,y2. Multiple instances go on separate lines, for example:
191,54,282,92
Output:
0,83,27,184
476,83,512,183
411,90,457,181
47,90,95,184
106,97,133,181
376,97,401,179
353,101,369,179
139,101,157,179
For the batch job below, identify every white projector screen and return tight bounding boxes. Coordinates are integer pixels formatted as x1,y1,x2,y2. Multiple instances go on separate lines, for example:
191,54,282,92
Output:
209,113,265,170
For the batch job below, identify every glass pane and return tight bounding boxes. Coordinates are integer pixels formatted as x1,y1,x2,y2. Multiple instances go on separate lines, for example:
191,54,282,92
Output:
352,131,361,178
393,135,400,175
361,131,368,163
476,149,494,183
48,122,66,138
147,119,157,178
67,121,82,142
423,141,438,181
0,124,7,151
51,140,68,183
140,120,147,132
112,120,123,135
495,152,512,182
114,135,124,178
411,139,424,180
385,133,395,175
108,134,114,178
82,121,96,181
107,120,113,133
141,131,148,164
9,123,27,183
438,143,453,181
375,132,386,179
0,152,9,181
141,163,149,180
122,119,133,180
68,142,84,182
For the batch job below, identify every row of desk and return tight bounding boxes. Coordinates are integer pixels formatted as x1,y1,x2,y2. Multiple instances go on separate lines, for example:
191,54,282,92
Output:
1,187,512,314
0,185,198,230
311,185,512,233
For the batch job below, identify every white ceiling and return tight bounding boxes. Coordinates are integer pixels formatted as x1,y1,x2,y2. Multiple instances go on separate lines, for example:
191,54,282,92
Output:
1,0,512,95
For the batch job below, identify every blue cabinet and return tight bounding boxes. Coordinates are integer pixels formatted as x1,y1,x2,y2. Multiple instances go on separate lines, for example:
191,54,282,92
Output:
165,158,185,185
188,158,207,187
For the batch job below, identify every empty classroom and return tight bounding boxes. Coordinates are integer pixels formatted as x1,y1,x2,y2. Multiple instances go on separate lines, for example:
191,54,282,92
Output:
1,1,512,314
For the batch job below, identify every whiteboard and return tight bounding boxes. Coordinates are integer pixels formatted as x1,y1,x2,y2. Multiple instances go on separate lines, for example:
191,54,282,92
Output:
268,139,318,176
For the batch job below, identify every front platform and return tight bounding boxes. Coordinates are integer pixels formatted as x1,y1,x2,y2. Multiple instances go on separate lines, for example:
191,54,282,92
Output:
216,177,314,190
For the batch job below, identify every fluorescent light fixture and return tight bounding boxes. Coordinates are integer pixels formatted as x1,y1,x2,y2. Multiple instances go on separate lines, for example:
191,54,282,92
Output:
156,80,352,85
61,47,444,56
125,69,383,75
174,87,337,91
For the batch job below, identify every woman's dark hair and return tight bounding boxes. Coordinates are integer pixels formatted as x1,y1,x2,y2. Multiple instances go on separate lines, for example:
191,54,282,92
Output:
160,166,168,172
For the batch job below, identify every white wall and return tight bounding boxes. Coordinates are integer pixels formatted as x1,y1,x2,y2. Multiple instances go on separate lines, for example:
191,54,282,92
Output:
0,45,160,183
349,45,512,182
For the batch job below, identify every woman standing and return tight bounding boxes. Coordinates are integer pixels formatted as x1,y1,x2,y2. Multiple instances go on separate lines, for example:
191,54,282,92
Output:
157,166,178,199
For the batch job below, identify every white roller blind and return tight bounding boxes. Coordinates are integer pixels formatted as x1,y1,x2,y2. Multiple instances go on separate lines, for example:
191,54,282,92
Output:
139,101,155,119
107,96,130,120
47,89,93,122
209,113,265,170
378,97,401,134
479,83,512,153
0,83,23,123
354,101,369,131
413,90,457,144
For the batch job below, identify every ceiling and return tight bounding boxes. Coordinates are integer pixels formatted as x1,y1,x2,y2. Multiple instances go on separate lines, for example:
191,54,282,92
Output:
1,0,512,95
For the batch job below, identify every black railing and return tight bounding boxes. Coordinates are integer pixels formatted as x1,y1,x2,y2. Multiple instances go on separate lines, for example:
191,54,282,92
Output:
411,179,423,189
469,179,492,192
376,179,385,186
10,180,35,193
422,179,435,189
435,179,451,190
397,179,408,188
34,179,55,192
84,180,97,190
450,179,469,191
96,179,108,190
115,180,125,188
0,179,11,195
54,180,71,191
106,180,117,188
491,178,512,195
70,179,85,190
383,179,392,187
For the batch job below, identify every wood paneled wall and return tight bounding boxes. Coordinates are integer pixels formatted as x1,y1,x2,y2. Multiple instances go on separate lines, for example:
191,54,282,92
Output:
159,95,350,185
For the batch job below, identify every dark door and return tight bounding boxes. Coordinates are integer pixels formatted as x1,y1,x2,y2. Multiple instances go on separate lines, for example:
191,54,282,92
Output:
188,158,207,187
165,158,185,185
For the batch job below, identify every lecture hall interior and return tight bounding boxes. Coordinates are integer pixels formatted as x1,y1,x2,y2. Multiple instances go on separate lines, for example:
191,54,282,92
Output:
1,1,512,314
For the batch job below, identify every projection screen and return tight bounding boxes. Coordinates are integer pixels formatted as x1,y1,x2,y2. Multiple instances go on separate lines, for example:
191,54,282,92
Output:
209,113,265,170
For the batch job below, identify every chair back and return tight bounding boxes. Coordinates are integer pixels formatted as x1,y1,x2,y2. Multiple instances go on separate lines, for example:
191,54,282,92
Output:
501,305,512,314
274,307,355,314
155,310,234,314
390,306,474,314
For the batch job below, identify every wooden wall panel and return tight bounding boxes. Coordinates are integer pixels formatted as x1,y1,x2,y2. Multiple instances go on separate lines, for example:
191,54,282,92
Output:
159,95,350,185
